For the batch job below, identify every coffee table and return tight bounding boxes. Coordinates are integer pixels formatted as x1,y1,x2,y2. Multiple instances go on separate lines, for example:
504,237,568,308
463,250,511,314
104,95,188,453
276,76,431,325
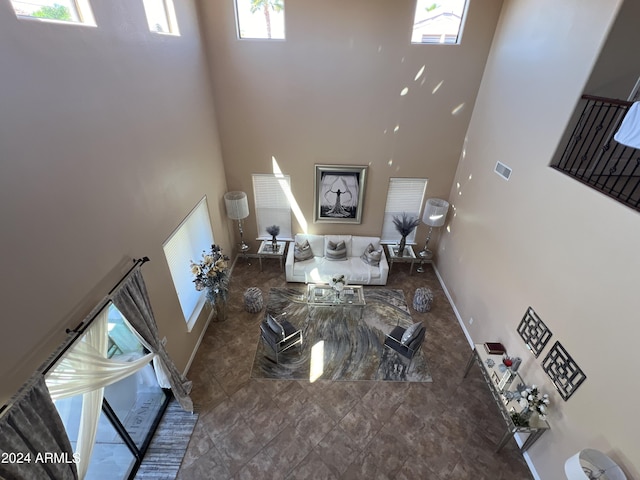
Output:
306,284,366,306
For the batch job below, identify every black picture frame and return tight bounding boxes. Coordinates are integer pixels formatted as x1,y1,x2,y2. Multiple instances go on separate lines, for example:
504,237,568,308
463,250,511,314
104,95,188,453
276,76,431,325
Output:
314,165,368,224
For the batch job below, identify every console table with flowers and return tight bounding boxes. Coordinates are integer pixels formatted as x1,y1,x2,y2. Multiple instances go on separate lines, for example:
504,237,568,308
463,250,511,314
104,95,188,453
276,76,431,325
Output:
463,344,551,453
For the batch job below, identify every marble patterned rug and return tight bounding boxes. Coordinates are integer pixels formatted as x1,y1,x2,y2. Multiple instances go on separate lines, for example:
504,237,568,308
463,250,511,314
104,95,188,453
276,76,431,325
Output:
250,287,432,383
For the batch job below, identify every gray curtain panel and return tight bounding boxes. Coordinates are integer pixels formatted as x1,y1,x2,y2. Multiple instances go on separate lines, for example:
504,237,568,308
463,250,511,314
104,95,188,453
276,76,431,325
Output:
111,269,193,412
0,376,78,480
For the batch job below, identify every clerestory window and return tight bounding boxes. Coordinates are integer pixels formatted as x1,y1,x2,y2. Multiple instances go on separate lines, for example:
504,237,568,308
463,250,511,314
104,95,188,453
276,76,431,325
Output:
10,0,96,25
411,0,468,45
235,0,285,40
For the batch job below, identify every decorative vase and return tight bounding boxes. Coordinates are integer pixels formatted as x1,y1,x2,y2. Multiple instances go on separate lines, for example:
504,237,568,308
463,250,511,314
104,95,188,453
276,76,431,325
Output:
271,235,278,251
398,236,407,257
211,290,227,322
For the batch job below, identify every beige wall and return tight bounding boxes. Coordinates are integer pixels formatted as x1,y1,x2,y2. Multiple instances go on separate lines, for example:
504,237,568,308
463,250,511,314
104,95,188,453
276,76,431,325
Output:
438,0,639,477
0,0,230,404
198,0,502,244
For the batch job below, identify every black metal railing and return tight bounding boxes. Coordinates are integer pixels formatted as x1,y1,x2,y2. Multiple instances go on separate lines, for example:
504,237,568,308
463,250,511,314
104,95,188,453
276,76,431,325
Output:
551,94,640,212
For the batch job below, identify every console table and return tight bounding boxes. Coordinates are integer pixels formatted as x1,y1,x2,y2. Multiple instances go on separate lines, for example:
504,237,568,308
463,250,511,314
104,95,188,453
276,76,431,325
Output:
463,344,550,453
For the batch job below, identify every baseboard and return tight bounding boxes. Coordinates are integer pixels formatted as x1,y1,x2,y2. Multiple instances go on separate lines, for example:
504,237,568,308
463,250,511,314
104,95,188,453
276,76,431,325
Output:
432,265,474,348
183,308,214,377
432,265,541,480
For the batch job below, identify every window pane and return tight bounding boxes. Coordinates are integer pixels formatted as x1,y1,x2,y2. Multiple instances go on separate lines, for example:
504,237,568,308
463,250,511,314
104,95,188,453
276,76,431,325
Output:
381,178,428,243
252,174,292,239
54,396,136,480
142,0,179,34
163,197,214,323
412,0,468,45
235,0,285,40
11,0,81,22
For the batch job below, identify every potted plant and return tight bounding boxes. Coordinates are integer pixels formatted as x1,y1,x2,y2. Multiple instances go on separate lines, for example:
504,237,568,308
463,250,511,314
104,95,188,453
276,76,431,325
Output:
392,213,421,257
190,244,230,321
266,225,280,251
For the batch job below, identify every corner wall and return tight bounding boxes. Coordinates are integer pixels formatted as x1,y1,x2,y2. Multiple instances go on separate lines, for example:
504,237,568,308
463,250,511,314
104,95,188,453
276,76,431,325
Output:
0,0,229,404
438,0,639,477
198,0,503,244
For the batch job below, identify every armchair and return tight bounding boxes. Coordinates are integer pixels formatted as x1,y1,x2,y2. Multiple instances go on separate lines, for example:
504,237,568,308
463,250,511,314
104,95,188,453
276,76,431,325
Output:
260,313,303,363
384,323,426,365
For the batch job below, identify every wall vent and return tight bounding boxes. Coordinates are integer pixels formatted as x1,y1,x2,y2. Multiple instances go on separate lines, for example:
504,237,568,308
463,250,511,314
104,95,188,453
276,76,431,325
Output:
494,161,512,181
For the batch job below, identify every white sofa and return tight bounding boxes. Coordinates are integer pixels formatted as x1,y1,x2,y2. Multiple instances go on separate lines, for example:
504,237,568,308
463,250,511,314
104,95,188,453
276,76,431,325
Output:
285,234,389,285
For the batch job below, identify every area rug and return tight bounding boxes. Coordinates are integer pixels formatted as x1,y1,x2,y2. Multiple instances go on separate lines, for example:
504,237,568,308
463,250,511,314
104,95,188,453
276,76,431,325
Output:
250,287,432,383
134,398,198,479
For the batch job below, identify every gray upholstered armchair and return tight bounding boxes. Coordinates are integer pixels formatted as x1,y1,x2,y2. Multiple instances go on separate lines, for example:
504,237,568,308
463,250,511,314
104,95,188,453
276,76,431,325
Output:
260,313,303,363
384,322,426,365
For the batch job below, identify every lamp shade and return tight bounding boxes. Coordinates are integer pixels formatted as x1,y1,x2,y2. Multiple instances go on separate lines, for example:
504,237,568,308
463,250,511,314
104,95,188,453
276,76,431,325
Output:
422,198,450,227
565,449,626,480
224,191,249,220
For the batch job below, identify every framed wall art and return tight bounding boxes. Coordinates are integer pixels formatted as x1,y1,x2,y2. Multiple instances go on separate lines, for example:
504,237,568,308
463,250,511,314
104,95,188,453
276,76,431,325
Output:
314,165,368,224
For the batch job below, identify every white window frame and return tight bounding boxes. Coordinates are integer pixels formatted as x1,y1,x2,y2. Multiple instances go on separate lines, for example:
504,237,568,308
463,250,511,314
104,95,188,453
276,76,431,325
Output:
252,174,293,241
163,197,214,331
10,0,96,26
380,178,428,244
411,0,469,45
234,0,286,40
142,0,180,35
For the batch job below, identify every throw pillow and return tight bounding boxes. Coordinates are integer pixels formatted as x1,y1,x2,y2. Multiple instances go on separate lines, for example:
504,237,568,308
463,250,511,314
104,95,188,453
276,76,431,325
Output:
401,322,422,345
360,243,383,266
266,314,285,338
325,240,347,261
294,240,314,261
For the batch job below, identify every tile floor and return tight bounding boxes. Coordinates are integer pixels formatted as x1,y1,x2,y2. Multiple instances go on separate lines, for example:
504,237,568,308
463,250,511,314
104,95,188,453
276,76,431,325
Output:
176,257,534,480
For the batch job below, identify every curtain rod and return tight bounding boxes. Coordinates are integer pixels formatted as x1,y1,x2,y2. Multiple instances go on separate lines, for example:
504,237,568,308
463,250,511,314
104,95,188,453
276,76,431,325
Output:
64,256,150,336
0,256,150,419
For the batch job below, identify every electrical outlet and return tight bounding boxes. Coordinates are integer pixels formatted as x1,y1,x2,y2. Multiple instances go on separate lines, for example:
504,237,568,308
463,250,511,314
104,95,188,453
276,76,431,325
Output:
161,336,167,346
469,317,474,325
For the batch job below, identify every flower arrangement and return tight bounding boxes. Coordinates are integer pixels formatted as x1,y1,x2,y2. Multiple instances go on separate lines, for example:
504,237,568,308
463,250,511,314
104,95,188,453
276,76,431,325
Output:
392,213,421,257
518,385,550,420
331,274,346,292
190,244,230,304
266,224,280,238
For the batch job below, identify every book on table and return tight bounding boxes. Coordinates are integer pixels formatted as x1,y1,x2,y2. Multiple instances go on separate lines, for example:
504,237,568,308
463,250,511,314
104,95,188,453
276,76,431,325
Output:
484,342,506,355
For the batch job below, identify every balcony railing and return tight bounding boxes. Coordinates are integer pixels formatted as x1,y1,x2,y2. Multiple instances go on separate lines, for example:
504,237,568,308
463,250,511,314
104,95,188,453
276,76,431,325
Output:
551,94,640,212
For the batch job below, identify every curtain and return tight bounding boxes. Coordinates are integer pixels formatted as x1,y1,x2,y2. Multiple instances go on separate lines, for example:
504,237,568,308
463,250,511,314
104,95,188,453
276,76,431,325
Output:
0,377,78,480
45,308,156,479
111,269,193,412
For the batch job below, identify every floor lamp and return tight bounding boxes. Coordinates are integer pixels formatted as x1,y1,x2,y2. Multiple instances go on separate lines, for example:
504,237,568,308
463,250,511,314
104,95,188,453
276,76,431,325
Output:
417,198,450,273
224,191,250,263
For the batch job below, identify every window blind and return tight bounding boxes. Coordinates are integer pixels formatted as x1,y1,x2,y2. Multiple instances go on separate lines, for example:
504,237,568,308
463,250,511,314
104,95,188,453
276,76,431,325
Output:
252,174,293,240
380,178,428,244
162,197,214,325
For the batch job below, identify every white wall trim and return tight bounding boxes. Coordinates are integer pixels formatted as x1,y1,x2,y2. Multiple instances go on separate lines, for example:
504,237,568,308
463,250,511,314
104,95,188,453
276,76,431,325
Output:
432,264,542,480
183,308,215,376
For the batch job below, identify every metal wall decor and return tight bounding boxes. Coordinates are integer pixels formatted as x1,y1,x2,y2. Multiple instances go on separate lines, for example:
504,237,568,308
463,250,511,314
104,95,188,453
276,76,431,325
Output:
517,306,552,357
542,341,587,401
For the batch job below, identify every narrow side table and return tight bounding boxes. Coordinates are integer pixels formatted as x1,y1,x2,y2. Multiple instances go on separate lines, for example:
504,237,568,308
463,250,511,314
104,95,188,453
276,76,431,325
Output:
386,245,417,275
257,241,287,272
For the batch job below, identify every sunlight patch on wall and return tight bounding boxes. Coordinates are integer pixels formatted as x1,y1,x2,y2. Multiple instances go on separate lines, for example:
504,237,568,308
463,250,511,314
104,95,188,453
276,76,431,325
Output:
400,87,409,96
414,65,426,81
271,156,308,233
451,103,465,115
432,80,443,94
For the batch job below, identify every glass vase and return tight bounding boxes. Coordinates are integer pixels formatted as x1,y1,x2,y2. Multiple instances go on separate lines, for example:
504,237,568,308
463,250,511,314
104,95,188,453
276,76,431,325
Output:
271,235,278,252
213,292,227,322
